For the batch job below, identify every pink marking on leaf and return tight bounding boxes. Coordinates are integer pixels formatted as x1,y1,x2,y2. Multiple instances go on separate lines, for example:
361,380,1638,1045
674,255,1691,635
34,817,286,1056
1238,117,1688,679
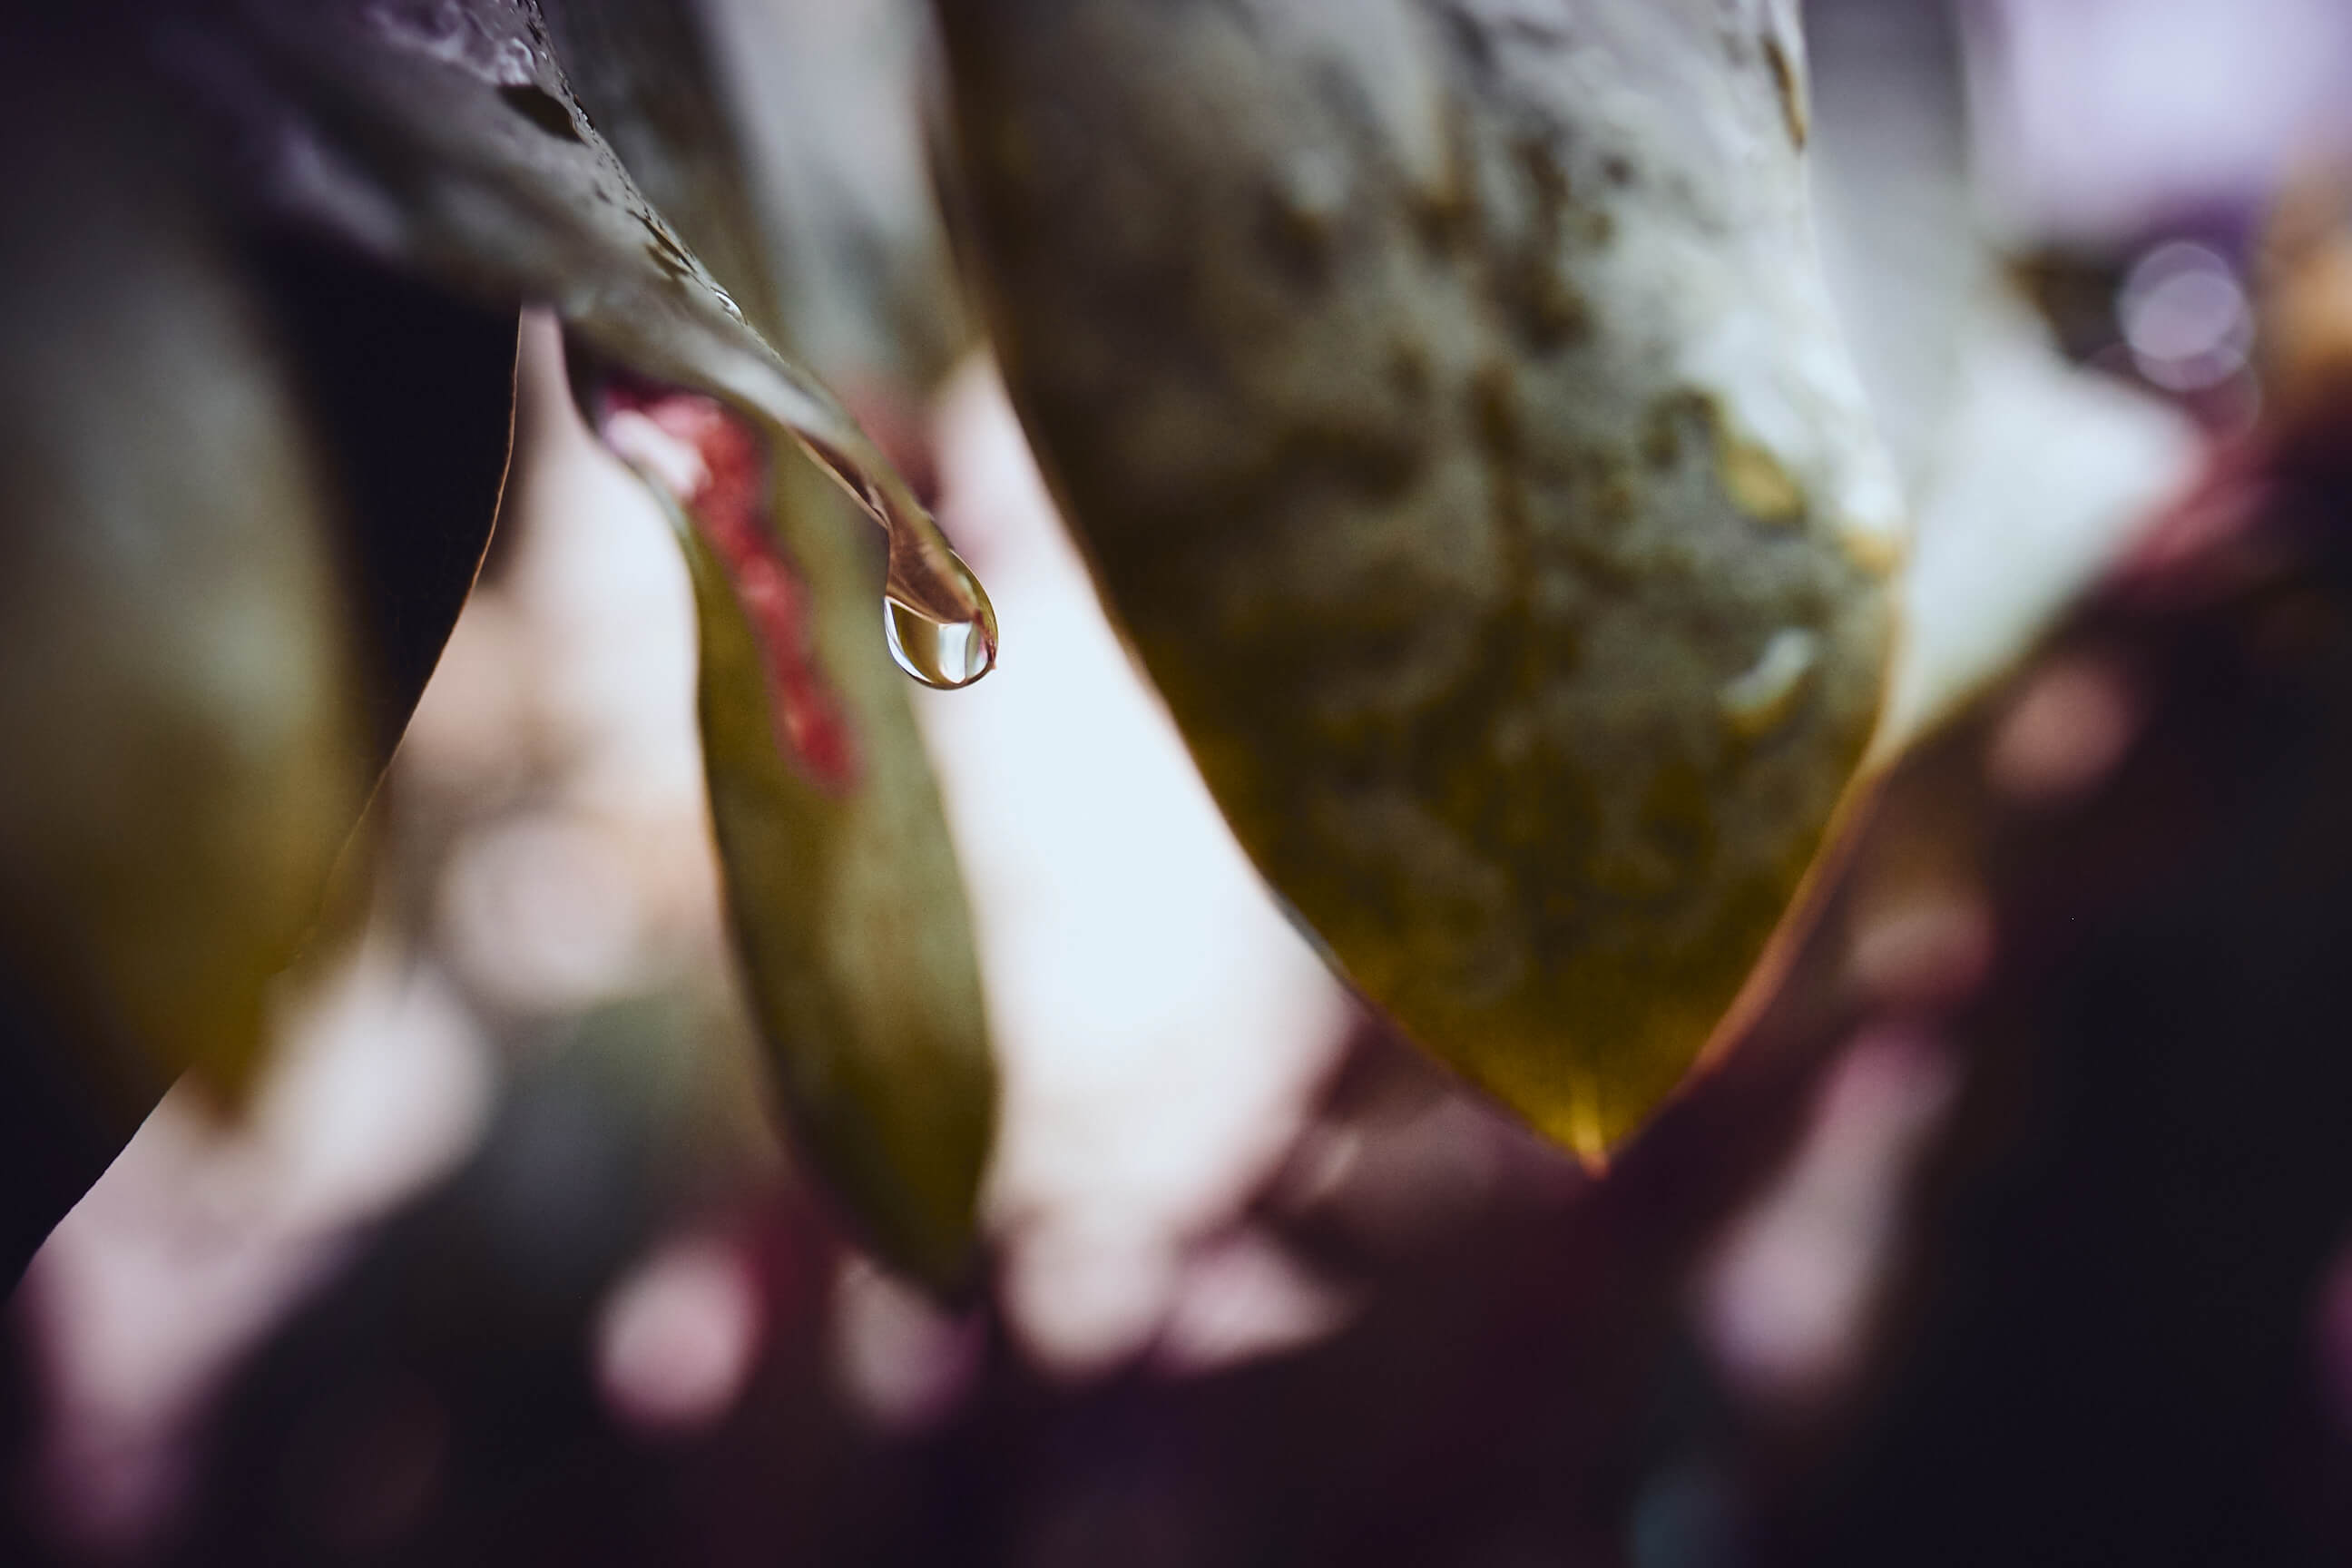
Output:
599,379,861,793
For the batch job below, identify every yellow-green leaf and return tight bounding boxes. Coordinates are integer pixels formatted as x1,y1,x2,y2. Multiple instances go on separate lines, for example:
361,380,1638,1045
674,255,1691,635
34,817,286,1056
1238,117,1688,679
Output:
538,0,999,1286
611,417,995,1292
939,0,1903,1158
0,55,366,1111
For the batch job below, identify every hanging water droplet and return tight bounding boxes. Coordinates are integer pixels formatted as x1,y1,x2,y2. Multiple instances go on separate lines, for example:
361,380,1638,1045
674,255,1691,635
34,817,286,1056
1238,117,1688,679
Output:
756,425,1000,690
578,295,1003,691
884,574,998,690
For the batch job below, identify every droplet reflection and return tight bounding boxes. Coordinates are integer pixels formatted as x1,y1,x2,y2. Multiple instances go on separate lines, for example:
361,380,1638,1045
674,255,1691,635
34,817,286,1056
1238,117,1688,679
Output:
884,565,999,690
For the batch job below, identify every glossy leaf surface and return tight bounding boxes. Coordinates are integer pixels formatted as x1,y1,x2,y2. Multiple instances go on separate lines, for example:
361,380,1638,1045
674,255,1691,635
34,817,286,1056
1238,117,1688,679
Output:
181,0,993,656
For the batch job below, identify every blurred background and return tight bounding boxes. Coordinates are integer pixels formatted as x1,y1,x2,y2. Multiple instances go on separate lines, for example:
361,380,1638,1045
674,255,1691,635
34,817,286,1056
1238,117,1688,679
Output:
10,1,2352,1563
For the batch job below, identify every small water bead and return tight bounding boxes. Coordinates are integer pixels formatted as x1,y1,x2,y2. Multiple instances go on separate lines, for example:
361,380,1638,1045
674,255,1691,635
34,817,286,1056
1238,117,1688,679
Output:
884,574,999,691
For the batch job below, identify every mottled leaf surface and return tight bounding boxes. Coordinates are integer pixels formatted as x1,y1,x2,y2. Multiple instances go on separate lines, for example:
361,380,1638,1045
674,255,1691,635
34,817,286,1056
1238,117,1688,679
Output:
941,0,1903,1155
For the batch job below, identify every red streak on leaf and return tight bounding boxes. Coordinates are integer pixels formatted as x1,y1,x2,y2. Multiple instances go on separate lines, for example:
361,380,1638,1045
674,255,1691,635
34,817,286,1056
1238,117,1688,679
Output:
600,380,861,793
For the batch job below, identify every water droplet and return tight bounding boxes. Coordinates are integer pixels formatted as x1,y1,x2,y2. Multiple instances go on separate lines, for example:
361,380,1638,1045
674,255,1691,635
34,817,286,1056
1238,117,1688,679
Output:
779,431,1000,689
573,283,1001,690
884,569,998,690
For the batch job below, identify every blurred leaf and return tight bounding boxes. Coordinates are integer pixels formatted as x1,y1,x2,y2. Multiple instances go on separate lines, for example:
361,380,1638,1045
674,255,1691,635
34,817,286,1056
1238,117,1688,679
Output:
543,0,974,399
1803,0,2200,754
247,235,520,772
938,0,1903,1157
546,0,973,391
0,28,368,1116
0,975,141,1288
718,0,977,392
713,0,975,391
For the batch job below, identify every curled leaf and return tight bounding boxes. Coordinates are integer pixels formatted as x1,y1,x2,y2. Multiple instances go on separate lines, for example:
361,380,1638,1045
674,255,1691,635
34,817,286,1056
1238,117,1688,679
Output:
493,0,1003,1286
940,0,1903,1157
591,370,995,1292
152,0,1004,1281
181,0,995,675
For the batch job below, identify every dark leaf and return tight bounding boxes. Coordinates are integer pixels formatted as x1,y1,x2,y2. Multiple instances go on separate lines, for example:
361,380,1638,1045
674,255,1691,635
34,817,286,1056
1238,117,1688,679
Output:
243,231,519,770
154,0,999,1283
0,16,368,1163
174,0,993,654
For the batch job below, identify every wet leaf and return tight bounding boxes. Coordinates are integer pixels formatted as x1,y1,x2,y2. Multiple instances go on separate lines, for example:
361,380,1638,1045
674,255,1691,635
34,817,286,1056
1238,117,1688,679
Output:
548,0,996,1289
170,0,1001,1282
939,0,1904,1157
0,8,518,1279
609,399,995,1291
179,0,995,668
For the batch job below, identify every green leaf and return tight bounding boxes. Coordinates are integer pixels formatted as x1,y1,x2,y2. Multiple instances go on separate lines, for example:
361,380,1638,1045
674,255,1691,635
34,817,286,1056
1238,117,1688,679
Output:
0,8,517,1278
651,450,995,1292
937,0,1903,1159
544,0,997,1289
0,34,368,1113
